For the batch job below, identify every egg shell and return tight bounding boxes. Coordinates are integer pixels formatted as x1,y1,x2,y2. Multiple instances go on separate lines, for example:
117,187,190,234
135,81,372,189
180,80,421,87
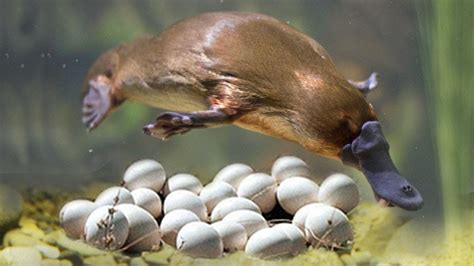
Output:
176,221,223,258
211,220,247,252
245,227,293,259
94,186,134,206
277,176,319,215
213,163,254,189
292,203,326,233
84,205,129,250
160,209,201,247
131,188,162,218
318,173,359,213
115,204,161,252
210,197,261,222
271,156,313,183
163,190,208,221
59,200,97,239
123,159,166,191
304,204,353,248
272,223,307,255
199,182,237,213
163,173,203,195
222,210,268,237
237,173,277,213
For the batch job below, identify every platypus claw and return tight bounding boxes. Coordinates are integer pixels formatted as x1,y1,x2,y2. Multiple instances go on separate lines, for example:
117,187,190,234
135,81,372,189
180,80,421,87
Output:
348,72,379,95
341,121,424,211
82,80,111,130
143,112,204,140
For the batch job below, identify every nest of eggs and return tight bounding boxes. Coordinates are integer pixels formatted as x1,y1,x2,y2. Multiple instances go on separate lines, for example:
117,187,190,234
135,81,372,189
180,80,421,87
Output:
59,156,360,259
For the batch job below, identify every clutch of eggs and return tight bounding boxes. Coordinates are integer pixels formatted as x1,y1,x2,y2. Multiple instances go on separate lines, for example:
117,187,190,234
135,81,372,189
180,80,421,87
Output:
59,156,359,258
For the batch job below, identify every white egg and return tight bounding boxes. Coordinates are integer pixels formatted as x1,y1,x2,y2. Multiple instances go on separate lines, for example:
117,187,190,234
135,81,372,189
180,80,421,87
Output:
210,197,261,222
163,190,208,221
271,156,313,183
94,186,134,206
237,173,276,213
213,163,254,189
211,220,247,252
318,173,359,213
304,204,353,248
84,205,129,250
163,173,203,195
245,227,293,259
222,210,268,237
59,200,97,239
277,176,319,215
272,223,307,255
199,182,237,213
131,188,162,218
123,159,166,191
292,203,326,233
160,209,201,247
176,221,223,258
115,204,161,252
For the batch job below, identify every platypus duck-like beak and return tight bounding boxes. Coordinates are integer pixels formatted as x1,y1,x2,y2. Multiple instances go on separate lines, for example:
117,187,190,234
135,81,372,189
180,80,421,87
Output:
341,121,424,211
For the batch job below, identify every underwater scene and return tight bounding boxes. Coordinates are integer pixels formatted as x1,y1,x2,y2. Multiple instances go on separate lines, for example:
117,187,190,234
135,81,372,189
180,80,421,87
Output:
0,0,473,265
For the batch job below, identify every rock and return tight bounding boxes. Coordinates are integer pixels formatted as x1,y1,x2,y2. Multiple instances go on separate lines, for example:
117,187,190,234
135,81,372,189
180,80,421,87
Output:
35,244,61,259
3,229,42,247
350,251,373,265
41,258,73,266
111,253,131,265
19,217,45,239
52,230,107,256
58,250,83,266
340,254,357,266
142,246,175,265
129,257,149,266
0,185,23,236
3,229,61,259
0,246,42,266
83,254,117,266
142,253,169,265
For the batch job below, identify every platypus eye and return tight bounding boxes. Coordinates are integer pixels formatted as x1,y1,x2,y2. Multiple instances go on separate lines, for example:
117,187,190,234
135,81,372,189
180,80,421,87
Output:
104,69,113,79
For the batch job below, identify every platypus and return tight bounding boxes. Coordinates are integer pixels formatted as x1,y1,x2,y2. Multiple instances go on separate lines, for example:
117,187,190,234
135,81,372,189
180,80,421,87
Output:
82,12,423,210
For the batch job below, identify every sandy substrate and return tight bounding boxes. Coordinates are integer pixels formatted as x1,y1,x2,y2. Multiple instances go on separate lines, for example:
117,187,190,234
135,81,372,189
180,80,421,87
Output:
0,185,472,265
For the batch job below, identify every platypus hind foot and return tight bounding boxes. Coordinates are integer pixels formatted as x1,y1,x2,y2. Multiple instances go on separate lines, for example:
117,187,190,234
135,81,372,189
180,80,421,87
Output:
341,121,424,211
143,109,232,140
348,72,379,95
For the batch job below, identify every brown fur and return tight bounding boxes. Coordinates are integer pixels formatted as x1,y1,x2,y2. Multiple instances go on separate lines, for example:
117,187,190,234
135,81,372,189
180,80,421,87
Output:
84,12,377,159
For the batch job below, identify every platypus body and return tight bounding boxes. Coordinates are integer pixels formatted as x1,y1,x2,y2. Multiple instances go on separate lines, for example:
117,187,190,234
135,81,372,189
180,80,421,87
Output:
82,12,423,210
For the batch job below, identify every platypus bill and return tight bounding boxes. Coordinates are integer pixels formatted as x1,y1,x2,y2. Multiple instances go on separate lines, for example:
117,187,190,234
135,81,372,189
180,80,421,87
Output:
81,12,423,211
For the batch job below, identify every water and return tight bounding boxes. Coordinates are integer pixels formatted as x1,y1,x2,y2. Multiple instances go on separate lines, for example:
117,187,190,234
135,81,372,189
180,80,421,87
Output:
0,0,472,264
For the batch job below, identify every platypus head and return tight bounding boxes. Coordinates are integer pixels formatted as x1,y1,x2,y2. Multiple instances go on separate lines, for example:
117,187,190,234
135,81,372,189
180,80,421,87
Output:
81,49,124,130
342,121,423,211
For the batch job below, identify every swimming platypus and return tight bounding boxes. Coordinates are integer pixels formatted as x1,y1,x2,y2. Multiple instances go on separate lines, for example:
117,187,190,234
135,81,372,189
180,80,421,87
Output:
82,12,423,210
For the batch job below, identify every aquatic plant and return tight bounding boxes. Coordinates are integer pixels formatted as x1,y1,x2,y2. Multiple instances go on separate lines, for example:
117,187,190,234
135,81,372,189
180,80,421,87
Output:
417,0,473,237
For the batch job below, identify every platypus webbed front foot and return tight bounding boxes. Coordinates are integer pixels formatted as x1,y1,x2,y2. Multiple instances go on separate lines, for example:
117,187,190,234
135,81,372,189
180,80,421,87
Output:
82,79,112,130
341,121,423,211
143,109,232,140
348,72,379,96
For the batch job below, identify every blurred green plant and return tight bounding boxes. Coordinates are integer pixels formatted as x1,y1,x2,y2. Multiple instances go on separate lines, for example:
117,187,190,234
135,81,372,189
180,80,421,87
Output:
417,0,473,236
